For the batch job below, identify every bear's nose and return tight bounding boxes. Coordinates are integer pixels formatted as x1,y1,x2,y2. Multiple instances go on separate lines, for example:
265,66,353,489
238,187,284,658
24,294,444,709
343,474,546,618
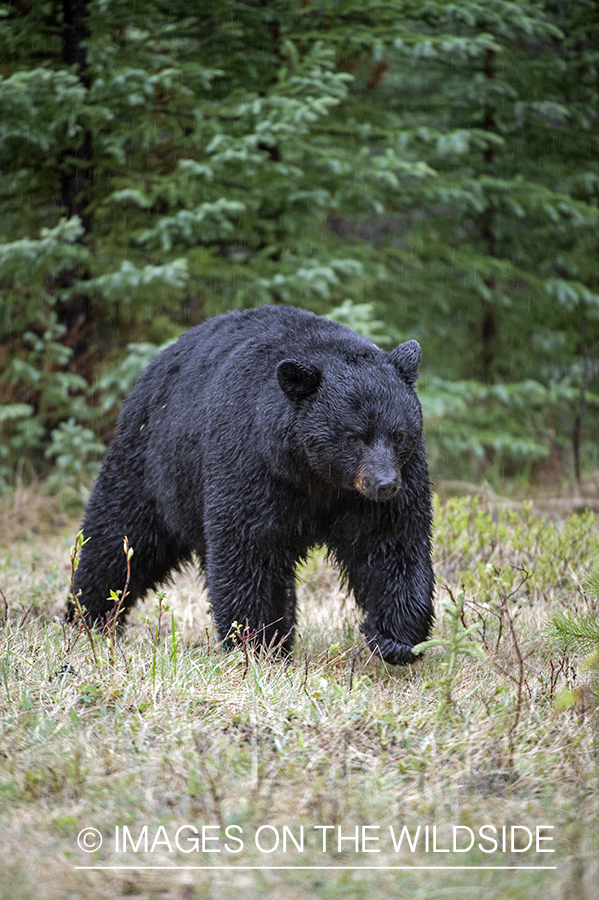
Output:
374,474,401,501
355,469,401,501
353,441,402,502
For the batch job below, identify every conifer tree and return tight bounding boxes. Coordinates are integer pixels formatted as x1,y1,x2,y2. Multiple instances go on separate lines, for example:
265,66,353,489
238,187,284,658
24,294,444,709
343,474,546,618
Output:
1,1,598,488
2,0,417,484
333,0,599,478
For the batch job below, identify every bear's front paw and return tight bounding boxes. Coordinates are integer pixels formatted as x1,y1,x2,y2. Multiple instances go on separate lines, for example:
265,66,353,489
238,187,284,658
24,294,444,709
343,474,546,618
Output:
365,633,421,665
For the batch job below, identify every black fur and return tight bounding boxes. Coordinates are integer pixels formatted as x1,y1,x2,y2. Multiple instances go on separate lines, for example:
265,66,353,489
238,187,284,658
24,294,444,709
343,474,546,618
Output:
69,306,434,664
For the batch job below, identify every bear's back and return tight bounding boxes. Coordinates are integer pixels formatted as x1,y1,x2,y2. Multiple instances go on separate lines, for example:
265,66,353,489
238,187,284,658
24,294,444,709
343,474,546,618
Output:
119,305,388,450
177,305,378,366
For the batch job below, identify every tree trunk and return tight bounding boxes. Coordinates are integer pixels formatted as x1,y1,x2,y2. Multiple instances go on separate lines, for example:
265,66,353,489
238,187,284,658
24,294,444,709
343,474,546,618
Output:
57,0,93,365
477,47,498,383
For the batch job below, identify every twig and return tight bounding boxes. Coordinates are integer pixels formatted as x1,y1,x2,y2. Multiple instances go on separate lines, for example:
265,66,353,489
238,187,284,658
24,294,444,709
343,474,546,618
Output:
297,631,310,694
104,536,134,662
349,640,366,693
69,531,98,666
0,587,8,624
18,602,33,628
486,566,533,765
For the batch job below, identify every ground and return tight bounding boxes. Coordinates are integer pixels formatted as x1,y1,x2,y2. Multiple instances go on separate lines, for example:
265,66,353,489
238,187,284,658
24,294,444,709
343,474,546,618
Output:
0,484,598,900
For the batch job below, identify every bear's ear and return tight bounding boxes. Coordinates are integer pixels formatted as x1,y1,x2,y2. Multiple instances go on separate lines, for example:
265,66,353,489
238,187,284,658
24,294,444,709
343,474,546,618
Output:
389,340,421,386
276,359,321,400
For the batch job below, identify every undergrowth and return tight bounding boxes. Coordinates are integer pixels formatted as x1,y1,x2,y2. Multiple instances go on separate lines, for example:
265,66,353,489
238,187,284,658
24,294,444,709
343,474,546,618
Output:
0,495,598,900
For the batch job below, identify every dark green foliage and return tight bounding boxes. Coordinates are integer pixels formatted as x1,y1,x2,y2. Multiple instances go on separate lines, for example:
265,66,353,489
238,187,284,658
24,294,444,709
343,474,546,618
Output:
548,561,599,717
387,0,599,480
1,1,598,490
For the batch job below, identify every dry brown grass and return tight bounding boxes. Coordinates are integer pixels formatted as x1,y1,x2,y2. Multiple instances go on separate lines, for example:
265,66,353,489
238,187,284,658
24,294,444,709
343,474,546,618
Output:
0,475,75,545
0,491,598,900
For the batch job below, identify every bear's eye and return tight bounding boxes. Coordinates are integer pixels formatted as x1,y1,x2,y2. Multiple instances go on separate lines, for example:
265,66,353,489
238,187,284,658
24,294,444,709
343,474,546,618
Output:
346,434,360,444
393,432,404,443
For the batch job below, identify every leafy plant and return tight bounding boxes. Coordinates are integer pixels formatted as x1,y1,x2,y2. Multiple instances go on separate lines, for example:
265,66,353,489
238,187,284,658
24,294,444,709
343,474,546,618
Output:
43,419,104,503
413,586,485,718
548,562,599,735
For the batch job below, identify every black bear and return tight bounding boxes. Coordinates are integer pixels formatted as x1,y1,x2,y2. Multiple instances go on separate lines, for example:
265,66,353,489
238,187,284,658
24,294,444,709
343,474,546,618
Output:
70,305,434,664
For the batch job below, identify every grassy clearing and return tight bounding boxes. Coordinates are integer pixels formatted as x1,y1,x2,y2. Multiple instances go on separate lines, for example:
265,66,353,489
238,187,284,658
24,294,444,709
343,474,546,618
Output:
0,494,598,900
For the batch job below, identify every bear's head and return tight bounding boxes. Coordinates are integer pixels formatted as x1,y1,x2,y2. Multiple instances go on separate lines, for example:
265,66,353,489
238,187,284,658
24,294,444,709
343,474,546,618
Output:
276,341,423,501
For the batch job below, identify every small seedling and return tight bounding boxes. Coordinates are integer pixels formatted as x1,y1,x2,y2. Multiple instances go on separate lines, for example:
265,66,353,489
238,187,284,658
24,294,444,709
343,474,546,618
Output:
413,586,485,719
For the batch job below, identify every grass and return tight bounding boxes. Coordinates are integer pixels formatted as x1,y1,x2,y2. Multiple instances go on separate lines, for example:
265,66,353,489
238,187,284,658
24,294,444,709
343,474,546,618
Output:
0,492,598,900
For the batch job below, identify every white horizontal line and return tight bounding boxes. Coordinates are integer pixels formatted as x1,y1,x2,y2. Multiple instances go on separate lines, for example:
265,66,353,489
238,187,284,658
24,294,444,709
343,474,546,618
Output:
74,865,558,871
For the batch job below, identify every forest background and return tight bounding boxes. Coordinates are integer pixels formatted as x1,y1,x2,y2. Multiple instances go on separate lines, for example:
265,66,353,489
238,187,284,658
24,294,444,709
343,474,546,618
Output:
2,6,599,897
2,0,599,500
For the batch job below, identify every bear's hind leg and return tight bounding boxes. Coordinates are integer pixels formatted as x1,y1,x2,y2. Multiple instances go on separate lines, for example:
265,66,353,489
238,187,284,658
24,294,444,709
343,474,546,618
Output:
69,516,189,627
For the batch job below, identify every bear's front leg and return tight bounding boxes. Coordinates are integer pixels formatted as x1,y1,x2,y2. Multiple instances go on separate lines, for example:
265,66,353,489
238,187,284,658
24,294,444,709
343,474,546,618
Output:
204,533,298,654
336,534,434,665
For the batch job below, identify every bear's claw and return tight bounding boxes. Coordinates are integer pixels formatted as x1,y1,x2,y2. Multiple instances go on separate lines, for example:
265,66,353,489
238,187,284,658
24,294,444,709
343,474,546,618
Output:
366,634,421,665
